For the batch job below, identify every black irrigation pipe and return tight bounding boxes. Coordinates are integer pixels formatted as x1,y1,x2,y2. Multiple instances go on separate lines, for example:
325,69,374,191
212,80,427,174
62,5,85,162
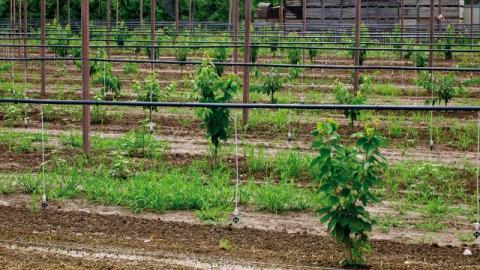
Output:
2,44,480,54
2,57,479,72
3,31,480,40
2,38,480,49
2,98,480,112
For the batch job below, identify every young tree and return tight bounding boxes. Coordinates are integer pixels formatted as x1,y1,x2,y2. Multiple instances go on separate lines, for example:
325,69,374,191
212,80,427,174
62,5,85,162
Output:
194,62,239,165
311,120,387,267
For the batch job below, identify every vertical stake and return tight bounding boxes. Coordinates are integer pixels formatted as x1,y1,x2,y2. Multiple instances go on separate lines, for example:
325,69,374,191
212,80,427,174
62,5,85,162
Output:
353,0,361,93
243,0,251,126
40,0,46,98
81,0,91,155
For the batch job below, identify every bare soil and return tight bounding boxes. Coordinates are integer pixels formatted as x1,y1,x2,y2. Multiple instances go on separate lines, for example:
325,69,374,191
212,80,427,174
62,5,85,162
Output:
0,199,479,270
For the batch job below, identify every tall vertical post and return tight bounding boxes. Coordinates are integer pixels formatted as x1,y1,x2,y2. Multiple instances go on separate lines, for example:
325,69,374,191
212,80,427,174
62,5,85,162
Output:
18,0,21,36
56,0,59,21
302,0,307,33
429,0,434,69
321,0,325,25
438,0,442,32
243,0,251,126
416,0,420,43
13,0,16,32
175,0,179,32
81,0,91,155
116,0,119,26
353,0,361,93
280,0,284,35
471,0,474,47
140,0,144,29
106,0,111,58
233,0,238,74
40,0,46,98
189,0,193,33
400,0,404,59
68,0,71,25
23,0,27,59
150,0,156,66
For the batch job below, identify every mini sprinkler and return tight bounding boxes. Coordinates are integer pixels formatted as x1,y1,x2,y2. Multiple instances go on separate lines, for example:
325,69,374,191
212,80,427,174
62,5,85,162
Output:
40,105,47,210
231,111,240,225
474,112,480,240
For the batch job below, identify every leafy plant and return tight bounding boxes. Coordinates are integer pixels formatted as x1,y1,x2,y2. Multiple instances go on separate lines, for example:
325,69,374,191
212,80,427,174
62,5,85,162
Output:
115,21,128,47
347,23,369,65
93,61,121,100
287,47,301,65
210,47,228,76
175,47,189,70
47,20,73,57
251,67,282,103
416,72,462,106
134,74,175,112
312,120,387,267
413,51,427,69
123,62,138,75
443,24,455,60
193,62,239,165
333,77,370,127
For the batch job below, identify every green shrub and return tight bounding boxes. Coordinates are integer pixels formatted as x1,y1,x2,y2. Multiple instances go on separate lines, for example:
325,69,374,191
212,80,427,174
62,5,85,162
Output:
312,120,387,267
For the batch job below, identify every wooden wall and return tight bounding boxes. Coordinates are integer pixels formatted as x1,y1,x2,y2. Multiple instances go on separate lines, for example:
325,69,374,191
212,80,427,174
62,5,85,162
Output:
282,0,464,28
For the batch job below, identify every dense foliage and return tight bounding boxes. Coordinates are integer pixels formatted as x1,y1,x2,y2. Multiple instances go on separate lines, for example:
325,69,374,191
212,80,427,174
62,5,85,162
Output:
0,0,277,22
312,120,387,267
193,62,239,165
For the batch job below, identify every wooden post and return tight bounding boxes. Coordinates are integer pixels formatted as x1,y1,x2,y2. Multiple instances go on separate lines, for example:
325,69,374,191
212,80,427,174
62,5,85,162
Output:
150,0,156,65
321,0,325,25
40,0,46,98
429,0,434,68
68,0,71,25
23,0,27,59
175,0,179,32
116,0,119,26
81,0,91,155
140,0,144,29
233,0,238,74
243,0,251,126
302,0,307,33
106,0,111,58
353,0,361,93
400,0,404,59
280,0,284,34
56,0,59,21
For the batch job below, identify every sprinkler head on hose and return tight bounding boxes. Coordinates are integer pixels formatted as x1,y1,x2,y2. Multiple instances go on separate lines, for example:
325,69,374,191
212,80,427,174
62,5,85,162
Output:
429,140,434,151
23,117,29,128
287,131,292,143
41,194,48,210
232,208,240,224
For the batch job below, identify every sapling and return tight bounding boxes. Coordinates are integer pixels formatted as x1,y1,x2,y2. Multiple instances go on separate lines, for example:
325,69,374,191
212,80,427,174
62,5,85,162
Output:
251,67,282,103
134,73,175,112
333,76,371,127
444,24,455,60
417,73,462,106
93,51,121,100
210,47,228,76
287,47,301,65
348,23,369,65
115,21,128,47
311,120,387,267
193,62,239,165
175,47,189,71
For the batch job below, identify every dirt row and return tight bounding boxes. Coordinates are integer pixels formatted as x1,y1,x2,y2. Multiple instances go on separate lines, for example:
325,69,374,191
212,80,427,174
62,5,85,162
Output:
0,202,478,270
